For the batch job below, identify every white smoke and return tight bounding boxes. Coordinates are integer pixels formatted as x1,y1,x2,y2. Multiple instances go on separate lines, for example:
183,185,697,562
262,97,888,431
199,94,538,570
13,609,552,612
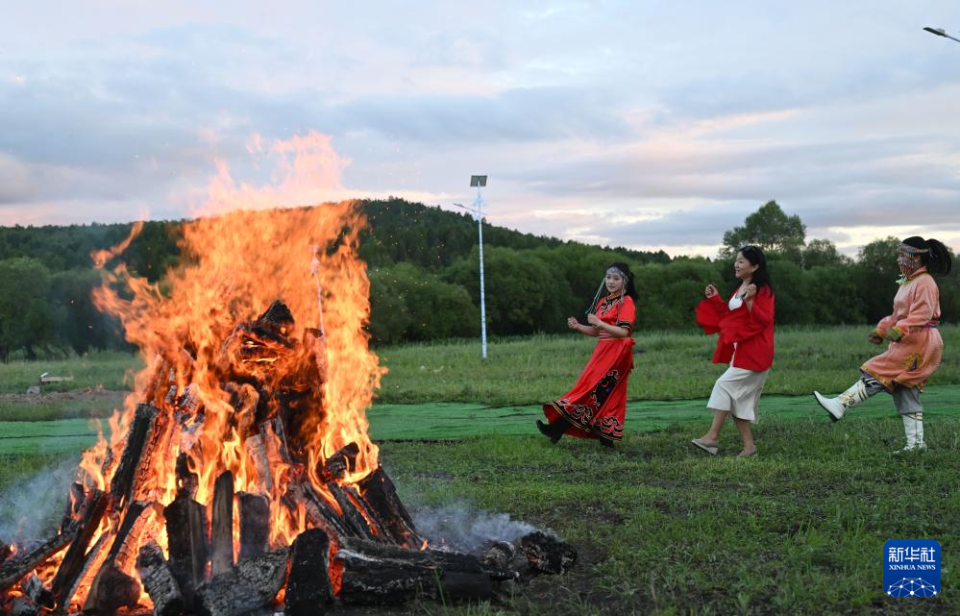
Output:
0,458,78,545
412,503,537,554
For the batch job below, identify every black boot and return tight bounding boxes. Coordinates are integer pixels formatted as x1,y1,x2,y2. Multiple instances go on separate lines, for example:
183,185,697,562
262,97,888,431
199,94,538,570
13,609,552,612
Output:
599,439,615,449
536,418,571,444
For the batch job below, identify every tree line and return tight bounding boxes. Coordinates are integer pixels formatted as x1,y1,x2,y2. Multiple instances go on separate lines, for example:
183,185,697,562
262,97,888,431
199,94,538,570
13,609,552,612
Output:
0,198,956,359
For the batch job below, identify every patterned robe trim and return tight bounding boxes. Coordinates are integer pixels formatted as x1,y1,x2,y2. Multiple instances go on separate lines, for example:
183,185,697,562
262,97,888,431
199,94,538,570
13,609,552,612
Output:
548,369,626,441
546,400,624,442
887,326,903,342
616,320,633,331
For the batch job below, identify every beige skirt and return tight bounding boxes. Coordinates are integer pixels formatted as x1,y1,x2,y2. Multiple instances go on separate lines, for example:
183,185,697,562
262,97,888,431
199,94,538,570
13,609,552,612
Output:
707,366,769,422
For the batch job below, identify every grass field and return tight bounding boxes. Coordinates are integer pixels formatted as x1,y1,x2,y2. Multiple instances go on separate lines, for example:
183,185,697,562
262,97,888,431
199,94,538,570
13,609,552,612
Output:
1,326,958,615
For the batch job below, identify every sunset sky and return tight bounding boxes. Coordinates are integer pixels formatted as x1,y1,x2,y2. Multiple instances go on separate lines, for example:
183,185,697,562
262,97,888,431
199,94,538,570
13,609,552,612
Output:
2,1,959,257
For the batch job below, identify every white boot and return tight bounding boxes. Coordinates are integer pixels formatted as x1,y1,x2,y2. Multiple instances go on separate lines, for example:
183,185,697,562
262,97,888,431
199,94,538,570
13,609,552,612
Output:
899,413,926,452
814,380,873,422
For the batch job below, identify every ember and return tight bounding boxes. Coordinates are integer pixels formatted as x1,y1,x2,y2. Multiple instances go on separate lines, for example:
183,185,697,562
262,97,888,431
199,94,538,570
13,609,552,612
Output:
0,204,574,615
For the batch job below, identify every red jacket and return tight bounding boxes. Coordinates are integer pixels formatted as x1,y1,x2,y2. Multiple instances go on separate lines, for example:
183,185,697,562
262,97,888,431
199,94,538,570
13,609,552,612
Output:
695,287,775,372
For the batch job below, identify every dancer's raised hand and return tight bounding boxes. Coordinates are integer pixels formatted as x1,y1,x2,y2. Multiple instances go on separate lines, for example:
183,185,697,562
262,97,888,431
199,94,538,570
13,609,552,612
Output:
704,284,718,298
567,317,580,330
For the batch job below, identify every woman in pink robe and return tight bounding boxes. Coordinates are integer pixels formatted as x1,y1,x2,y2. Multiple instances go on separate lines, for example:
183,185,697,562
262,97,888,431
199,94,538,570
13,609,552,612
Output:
813,236,953,451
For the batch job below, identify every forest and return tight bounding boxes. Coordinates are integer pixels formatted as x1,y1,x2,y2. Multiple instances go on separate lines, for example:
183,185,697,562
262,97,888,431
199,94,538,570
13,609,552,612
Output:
0,198,956,359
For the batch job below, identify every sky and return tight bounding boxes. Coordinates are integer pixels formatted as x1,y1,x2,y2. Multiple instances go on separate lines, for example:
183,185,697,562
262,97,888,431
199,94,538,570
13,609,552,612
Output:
1,1,959,257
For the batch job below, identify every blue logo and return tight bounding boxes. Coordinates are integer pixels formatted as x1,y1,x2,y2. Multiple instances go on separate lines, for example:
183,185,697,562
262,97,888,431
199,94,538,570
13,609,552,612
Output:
883,540,941,598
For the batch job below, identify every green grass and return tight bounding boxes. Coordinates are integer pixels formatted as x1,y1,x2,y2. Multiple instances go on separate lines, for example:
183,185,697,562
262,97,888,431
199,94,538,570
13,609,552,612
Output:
380,414,960,615
2,325,958,406
376,324,960,405
1,327,959,614
0,350,139,394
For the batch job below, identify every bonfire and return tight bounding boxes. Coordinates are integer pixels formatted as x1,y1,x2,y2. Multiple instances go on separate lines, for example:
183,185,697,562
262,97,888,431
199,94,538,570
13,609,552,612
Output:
0,203,573,616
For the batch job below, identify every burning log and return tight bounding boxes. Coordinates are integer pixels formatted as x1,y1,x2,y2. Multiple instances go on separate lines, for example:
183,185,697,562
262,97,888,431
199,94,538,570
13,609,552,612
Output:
0,542,13,564
6,595,38,616
82,562,141,614
195,549,288,616
327,483,377,541
0,531,76,593
262,418,292,465
59,483,86,533
318,443,359,483
50,489,110,607
61,533,110,614
83,501,157,613
283,481,351,540
242,435,274,493
23,572,54,609
211,471,235,576
175,452,199,500
520,532,577,575
284,529,332,616
164,495,209,607
238,493,270,561
110,403,161,508
356,467,423,547
136,540,185,616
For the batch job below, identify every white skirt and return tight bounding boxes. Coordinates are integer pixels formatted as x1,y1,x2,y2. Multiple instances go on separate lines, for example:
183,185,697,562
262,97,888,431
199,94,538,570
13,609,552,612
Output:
707,366,769,422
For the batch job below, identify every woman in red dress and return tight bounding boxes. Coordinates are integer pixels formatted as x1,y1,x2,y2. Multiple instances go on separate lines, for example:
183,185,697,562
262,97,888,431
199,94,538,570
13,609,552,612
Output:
538,263,637,449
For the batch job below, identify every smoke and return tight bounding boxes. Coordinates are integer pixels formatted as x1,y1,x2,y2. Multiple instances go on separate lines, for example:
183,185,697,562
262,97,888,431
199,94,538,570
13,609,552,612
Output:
412,503,538,554
0,458,78,545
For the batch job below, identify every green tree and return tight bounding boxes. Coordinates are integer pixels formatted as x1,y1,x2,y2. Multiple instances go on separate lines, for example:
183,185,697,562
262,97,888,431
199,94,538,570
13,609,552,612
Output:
0,258,57,360
445,247,570,336
722,201,806,259
369,263,479,344
802,239,850,269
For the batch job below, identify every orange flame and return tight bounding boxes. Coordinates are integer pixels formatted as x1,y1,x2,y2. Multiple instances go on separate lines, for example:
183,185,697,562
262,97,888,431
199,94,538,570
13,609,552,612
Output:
49,132,383,610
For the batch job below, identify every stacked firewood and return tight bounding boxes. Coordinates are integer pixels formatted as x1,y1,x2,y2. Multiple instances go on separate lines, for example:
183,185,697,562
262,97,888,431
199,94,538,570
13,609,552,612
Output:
0,301,576,615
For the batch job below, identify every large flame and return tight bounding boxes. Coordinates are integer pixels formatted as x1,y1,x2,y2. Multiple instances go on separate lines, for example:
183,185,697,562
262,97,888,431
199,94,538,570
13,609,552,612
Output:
47,133,384,611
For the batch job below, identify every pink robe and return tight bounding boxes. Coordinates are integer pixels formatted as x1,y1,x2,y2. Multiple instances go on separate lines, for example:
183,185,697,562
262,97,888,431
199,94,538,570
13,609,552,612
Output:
861,268,942,391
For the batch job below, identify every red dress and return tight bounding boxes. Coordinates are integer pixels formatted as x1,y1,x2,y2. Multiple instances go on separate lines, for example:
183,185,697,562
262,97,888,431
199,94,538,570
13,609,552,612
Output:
542,294,636,443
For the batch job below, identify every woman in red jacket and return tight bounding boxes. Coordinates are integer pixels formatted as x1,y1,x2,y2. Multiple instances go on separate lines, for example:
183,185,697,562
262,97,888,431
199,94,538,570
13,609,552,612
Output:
691,245,775,457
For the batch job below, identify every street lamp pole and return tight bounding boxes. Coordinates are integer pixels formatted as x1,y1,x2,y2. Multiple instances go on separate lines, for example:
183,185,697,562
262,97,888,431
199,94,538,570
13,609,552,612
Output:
924,26,960,43
454,175,490,359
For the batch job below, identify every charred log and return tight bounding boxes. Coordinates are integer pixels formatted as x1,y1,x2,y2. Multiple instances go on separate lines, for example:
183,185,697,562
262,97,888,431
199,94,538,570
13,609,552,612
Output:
0,531,76,593
210,471,235,576
175,452,199,500
327,483,377,541
50,489,110,607
59,483,86,533
60,533,109,614
284,529,332,616
81,562,141,614
242,435,273,493
22,572,54,609
335,538,501,604
83,501,156,613
164,496,209,607
520,532,577,574
238,493,270,561
356,467,423,547
481,541,517,571
109,404,159,507
195,549,288,616
136,540,185,616
5,595,38,616
318,443,359,483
